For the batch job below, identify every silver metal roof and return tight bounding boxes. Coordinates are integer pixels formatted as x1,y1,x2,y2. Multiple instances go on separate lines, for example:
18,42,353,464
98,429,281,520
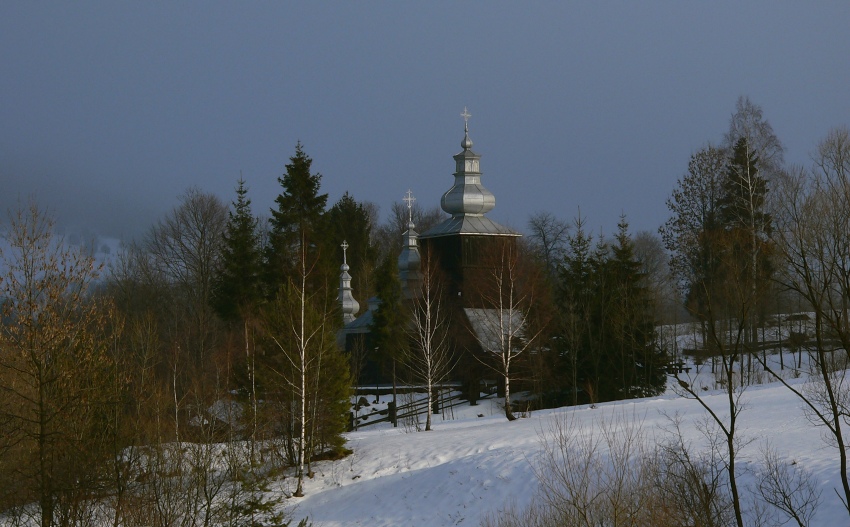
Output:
342,296,380,334
463,308,526,353
419,110,520,240
420,215,520,238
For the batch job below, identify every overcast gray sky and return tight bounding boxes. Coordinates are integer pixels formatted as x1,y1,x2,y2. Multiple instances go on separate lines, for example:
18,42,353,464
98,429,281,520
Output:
2,2,849,240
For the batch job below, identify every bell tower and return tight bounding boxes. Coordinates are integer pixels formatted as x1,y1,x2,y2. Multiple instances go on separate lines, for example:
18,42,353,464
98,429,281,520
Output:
419,108,521,306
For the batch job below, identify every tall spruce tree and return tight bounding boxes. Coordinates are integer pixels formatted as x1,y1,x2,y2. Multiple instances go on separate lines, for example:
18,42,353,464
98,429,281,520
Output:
557,217,599,404
260,143,351,497
266,142,328,296
606,217,666,398
720,138,770,234
213,177,263,321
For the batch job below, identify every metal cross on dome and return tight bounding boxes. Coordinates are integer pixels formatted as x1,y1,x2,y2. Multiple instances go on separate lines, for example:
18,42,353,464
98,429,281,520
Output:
403,189,416,223
341,240,349,265
461,106,472,129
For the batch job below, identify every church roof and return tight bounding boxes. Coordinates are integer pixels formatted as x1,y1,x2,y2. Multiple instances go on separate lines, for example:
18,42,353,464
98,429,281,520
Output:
463,308,526,353
420,215,520,238
342,296,380,334
420,108,520,239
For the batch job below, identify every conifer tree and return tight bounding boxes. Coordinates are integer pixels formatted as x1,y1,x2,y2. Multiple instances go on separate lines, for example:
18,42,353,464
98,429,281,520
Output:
266,143,328,296
259,143,350,497
661,145,727,323
323,192,378,302
556,216,594,406
606,217,666,397
719,137,773,351
212,178,264,432
370,253,406,386
213,177,263,321
556,217,664,404
719,138,770,235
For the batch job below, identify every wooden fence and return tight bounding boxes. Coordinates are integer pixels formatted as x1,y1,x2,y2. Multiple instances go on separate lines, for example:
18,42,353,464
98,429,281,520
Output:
350,385,496,430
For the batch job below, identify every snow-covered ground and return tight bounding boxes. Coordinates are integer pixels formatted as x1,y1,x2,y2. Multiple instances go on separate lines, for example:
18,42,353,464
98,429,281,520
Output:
286,377,847,526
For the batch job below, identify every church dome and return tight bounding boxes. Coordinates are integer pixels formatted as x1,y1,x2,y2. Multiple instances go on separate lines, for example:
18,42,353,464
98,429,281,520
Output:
440,115,495,217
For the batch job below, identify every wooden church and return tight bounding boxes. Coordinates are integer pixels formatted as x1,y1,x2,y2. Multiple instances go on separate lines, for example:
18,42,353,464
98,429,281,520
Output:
337,110,522,396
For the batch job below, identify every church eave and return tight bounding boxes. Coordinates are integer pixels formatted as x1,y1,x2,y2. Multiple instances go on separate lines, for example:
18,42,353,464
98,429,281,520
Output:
419,216,521,239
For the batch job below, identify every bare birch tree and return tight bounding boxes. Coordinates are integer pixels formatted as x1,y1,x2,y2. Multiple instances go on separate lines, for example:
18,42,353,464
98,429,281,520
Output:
143,187,227,370
468,239,541,421
723,95,785,183
265,265,318,497
406,252,453,431
262,249,348,497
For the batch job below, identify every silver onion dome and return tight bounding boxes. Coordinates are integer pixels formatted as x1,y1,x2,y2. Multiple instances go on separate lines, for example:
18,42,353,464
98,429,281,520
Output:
440,111,495,217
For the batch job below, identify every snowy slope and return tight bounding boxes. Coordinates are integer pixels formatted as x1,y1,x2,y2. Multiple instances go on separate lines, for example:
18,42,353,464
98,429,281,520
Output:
287,381,846,526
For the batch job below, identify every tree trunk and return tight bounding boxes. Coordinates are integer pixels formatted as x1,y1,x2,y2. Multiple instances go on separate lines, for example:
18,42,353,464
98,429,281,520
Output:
425,382,433,431
392,358,398,429
504,369,516,421
39,373,53,527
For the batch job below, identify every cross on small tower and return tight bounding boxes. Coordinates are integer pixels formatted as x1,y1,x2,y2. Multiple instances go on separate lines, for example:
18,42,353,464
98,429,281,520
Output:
461,106,472,130
403,189,416,223
341,240,349,265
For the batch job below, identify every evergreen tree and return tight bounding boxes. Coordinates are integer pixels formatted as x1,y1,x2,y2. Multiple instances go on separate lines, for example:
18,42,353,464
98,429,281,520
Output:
719,136,774,351
660,145,727,322
266,143,328,296
605,218,666,398
719,137,770,233
213,177,263,321
323,192,378,302
587,235,611,402
556,217,596,405
259,143,350,496
370,253,406,383
555,217,665,404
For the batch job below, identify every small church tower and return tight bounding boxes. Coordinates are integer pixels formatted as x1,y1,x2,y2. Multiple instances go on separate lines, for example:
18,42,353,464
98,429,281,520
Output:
338,240,360,324
398,189,422,299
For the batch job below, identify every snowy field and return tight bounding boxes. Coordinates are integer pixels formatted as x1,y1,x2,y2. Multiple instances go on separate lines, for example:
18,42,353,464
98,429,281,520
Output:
286,377,846,526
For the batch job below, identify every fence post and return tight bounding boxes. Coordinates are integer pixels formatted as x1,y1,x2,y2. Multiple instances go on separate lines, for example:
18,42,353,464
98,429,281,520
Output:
388,401,397,427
